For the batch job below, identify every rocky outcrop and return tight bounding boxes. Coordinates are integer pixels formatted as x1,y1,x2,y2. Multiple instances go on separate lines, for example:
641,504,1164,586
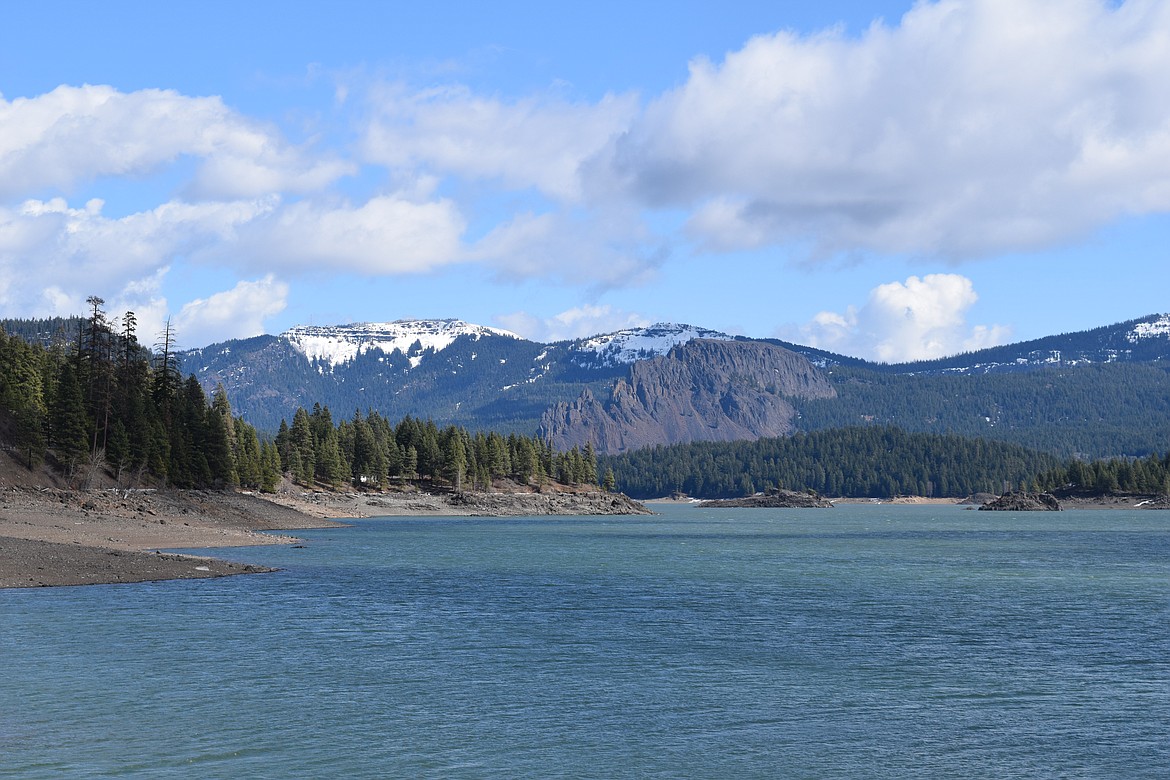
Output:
978,491,1062,511
448,490,651,516
699,489,834,509
541,339,836,454
264,486,652,517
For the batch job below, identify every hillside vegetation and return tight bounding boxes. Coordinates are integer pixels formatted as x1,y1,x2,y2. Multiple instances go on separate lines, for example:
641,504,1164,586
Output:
600,426,1064,500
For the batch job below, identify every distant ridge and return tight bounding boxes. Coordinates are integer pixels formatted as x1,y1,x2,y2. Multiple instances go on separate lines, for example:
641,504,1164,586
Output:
566,323,734,368
152,311,1170,460
770,312,1170,375
283,319,519,369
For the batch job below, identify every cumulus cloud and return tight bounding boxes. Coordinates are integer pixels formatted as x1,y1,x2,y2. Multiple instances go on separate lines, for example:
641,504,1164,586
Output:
0,196,272,315
202,194,467,275
0,85,351,201
496,304,650,342
469,208,665,287
794,273,1010,362
599,0,1170,259
173,275,289,346
362,83,638,201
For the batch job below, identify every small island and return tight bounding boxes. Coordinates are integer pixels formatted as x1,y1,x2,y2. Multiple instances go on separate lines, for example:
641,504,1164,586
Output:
698,488,834,509
978,491,1062,511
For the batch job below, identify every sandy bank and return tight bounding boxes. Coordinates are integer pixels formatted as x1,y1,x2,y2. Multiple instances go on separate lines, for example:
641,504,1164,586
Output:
0,485,649,589
0,487,344,589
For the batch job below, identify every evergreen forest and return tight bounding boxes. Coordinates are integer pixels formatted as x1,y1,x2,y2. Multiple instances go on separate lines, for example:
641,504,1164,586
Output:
798,362,1170,457
0,301,282,490
0,305,599,494
599,427,1066,499
272,406,599,492
5,309,1168,501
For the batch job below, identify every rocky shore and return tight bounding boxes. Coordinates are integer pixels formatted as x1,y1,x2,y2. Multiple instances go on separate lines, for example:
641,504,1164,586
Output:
698,489,834,509
263,485,652,518
0,484,650,589
978,491,1062,511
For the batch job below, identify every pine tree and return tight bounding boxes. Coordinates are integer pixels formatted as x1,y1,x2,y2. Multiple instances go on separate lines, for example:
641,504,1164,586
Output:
443,427,467,491
290,407,315,485
49,360,90,476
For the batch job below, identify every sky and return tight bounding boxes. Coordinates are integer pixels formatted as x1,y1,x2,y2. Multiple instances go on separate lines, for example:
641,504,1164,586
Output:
2,0,1168,362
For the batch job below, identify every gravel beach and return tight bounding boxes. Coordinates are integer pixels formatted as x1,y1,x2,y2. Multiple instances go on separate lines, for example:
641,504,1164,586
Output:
0,483,648,588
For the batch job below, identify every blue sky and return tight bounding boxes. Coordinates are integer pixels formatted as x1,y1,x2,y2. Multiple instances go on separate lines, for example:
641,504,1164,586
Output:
2,0,1168,361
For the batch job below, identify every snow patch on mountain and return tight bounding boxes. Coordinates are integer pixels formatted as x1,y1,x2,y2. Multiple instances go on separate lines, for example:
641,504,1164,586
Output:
283,320,519,369
571,323,734,367
1127,314,1170,342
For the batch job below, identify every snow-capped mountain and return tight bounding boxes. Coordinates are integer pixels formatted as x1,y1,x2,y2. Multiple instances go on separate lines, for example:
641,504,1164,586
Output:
851,312,1170,375
569,323,734,368
1127,313,1170,342
283,320,519,369
172,311,1170,460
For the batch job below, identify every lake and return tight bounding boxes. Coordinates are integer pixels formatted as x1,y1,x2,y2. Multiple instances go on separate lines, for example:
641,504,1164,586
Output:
3,504,1168,778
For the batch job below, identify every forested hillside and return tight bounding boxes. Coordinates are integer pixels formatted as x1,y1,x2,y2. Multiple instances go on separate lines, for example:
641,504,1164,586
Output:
180,331,624,434
173,315,1170,462
0,302,281,490
1032,452,1170,496
1,307,602,494
274,406,599,492
797,362,1170,458
600,427,1063,499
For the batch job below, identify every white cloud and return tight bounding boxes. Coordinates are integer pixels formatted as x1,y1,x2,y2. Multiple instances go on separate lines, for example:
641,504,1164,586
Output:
362,83,638,201
204,194,467,275
794,273,1010,362
173,275,289,346
496,304,650,342
0,196,272,316
600,0,1170,258
0,84,351,201
470,208,664,287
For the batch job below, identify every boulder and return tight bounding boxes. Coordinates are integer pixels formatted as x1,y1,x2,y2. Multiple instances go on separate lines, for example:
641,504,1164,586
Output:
978,491,1062,511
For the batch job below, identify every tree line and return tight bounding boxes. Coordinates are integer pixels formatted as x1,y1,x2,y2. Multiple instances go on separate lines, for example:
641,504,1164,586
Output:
1031,452,1170,495
1,303,603,493
599,426,1066,499
0,299,282,490
273,405,600,492
797,363,1170,459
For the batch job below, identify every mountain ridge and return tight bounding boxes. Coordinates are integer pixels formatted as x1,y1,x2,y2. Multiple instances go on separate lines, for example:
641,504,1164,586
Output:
8,311,1162,460
542,339,836,454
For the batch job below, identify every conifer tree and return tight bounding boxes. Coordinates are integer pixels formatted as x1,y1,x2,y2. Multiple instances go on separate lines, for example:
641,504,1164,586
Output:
50,360,90,476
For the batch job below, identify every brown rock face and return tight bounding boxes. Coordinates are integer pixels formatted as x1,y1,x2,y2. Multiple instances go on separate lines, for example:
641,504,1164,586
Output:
541,339,835,454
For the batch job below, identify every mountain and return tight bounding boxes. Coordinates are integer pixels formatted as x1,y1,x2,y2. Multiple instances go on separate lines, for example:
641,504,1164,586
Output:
282,320,521,369
169,312,1170,459
542,339,835,454
772,313,1170,374
177,320,741,434
568,323,734,369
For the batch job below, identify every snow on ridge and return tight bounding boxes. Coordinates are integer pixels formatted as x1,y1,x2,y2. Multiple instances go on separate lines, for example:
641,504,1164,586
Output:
1127,313,1170,342
283,319,519,368
572,322,733,366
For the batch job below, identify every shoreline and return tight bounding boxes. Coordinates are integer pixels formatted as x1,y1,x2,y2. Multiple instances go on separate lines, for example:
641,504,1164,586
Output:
647,493,1167,509
0,487,346,589
0,485,649,589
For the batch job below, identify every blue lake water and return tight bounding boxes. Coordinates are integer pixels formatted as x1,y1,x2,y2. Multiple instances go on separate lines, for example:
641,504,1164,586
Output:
2,504,1169,778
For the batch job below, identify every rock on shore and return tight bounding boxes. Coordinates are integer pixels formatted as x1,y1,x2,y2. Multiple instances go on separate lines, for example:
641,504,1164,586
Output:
978,491,1062,511
699,489,834,509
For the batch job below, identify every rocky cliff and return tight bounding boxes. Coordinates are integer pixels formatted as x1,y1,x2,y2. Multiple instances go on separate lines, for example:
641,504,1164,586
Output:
541,339,836,454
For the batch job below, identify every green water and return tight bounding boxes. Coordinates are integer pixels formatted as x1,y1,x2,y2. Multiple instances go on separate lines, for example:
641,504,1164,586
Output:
2,504,1168,778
